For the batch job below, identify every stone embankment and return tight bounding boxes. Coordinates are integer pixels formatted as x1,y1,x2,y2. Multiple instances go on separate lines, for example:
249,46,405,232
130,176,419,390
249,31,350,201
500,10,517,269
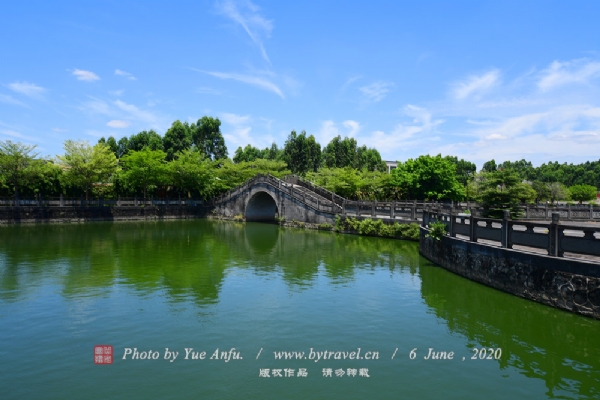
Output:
420,209,600,319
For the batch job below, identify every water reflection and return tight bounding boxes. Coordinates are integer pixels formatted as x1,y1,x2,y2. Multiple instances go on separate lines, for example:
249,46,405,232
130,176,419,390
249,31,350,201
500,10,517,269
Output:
0,220,420,303
419,263,600,398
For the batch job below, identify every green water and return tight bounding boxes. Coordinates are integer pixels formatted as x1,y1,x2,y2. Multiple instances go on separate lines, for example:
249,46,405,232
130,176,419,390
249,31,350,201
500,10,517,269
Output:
0,220,599,399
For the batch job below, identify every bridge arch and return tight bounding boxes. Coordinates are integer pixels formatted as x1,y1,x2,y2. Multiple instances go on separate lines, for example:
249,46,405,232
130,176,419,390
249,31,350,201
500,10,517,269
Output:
245,190,279,222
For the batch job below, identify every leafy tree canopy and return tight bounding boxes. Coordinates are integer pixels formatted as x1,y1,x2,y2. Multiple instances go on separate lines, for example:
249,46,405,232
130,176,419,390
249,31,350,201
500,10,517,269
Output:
191,116,228,160
390,154,465,201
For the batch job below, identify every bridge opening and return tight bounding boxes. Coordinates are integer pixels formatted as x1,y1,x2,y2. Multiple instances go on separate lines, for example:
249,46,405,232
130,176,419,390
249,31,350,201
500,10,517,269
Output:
245,191,278,222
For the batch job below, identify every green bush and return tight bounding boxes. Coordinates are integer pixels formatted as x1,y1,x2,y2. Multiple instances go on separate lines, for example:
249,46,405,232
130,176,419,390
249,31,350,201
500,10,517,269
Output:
318,223,333,230
233,214,244,221
334,216,420,240
426,221,447,241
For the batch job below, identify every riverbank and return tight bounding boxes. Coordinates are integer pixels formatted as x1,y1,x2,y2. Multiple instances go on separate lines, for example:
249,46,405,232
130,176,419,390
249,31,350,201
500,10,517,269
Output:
0,205,206,225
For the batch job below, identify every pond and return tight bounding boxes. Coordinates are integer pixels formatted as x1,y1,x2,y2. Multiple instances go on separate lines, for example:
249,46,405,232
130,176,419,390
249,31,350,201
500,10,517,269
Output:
0,219,599,399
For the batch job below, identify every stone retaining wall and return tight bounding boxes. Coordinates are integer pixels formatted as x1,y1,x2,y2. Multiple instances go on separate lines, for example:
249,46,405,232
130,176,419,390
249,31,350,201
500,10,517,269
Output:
419,227,600,319
0,205,206,224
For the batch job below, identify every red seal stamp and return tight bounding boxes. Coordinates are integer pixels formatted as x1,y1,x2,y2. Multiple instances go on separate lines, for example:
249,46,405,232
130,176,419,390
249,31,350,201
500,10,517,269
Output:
94,345,114,364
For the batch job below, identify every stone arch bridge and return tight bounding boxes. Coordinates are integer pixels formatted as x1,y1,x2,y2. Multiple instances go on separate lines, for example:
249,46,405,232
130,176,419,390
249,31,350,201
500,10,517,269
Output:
209,174,425,224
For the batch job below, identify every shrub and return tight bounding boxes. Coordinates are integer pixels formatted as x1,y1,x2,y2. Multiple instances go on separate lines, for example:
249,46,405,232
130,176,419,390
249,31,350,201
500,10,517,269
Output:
318,223,332,230
426,221,447,241
233,214,244,222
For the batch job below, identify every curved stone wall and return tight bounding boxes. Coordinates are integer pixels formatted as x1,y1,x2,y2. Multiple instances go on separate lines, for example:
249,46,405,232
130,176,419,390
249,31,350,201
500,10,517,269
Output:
419,227,600,320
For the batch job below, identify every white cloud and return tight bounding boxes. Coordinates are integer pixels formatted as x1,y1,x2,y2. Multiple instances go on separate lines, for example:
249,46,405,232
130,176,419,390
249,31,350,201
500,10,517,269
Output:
357,105,443,160
538,59,600,91
359,81,394,102
106,120,131,128
197,87,222,95
453,69,499,100
216,0,273,64
81,97,112,115
201,70,284,98
317,120,340,145
109,90,124,96
114,100,160,127
343,120,360,137
7,81,46,99
115,69,136,80
72,69,100,81
52,128,68,132
220,112,255,149
0,94,27,107
0,129,40,143
316,120,361,145
485,133,507,140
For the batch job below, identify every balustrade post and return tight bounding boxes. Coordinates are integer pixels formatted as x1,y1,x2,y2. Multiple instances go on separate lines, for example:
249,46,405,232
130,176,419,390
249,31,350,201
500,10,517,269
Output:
390,201,395,219
501,210,510,248
525,205,529,219
548,212,560,257
343,199,346,216
371,201,375,217
590,204,594,220
449,212,455,237
411,200,416,220
60,193,64,207
469,215,477,242
567,204,572,220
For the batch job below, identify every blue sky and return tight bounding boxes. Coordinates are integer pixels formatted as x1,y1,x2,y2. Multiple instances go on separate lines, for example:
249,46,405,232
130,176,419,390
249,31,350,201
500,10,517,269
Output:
1,0,600,169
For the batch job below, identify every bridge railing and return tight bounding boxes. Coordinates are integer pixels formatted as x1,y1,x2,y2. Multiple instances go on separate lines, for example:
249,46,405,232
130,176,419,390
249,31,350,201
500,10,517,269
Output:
423,208,600,258
284,175,346,207
209,174,600,221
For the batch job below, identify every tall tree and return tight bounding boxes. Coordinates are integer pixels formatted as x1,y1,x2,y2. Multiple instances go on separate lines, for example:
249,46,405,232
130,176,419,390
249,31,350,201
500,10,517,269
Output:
57,140,118,199
0,140,39,199
119,148,167,198
482,159,497,173
569,184,597,204
478,169,534,218
168,149,214,198
390,154,465,200
191,116,228,160
322,136,357,169
283,130,321,175
128,130,163,152
163,120,192,161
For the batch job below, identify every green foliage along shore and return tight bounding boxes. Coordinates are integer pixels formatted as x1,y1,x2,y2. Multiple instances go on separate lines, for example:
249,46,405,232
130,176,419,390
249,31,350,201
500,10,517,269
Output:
0,117,598,205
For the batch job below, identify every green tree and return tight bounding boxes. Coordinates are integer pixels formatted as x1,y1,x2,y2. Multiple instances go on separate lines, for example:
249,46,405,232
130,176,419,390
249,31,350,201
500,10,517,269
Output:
445,156,477,187
119,148,167,198
568,184,597,204
191,116,228,160
322,136,357,169
163,120,192,161
355,145,386,172
213,159,290,193
482,159,497,173
57,140,118,199
547,182,569,204
283,130,321,175
128,130,163,152
390,154,465,200
233,144,262,163
306,167,362,199
478,169,525,218
532,180,551,203
0,140,39,198
168,149,214,198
